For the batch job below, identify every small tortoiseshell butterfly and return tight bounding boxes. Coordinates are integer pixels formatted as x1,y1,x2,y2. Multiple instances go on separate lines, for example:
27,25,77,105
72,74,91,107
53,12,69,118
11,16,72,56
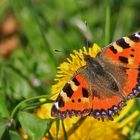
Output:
51,32,140,120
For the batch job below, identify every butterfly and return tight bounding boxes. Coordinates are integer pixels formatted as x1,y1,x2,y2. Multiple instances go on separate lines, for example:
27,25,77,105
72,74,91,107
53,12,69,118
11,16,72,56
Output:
51,32,140,120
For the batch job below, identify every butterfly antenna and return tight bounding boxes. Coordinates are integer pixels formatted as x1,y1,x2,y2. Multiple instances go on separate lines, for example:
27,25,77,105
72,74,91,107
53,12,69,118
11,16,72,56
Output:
83,20,92,50
72,19,92,49
84,21,89,48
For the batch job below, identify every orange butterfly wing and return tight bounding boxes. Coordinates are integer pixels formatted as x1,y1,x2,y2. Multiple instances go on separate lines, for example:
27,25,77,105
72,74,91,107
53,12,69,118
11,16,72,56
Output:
51,74,92,119
101,32,140,97
90,32,140,120
102,32,140,68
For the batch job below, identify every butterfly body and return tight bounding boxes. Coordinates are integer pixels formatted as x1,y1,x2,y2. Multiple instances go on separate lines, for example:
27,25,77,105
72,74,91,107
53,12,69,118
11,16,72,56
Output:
51,32,140,120
81,55,126,99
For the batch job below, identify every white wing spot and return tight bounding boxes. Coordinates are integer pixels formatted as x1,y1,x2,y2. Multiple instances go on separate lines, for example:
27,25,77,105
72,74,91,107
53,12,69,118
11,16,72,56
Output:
60,91,65,96
54,102,59,109
135,33,140,38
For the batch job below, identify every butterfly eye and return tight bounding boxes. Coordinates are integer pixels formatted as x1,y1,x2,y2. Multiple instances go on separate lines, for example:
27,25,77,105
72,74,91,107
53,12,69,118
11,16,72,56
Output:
84,54,92,62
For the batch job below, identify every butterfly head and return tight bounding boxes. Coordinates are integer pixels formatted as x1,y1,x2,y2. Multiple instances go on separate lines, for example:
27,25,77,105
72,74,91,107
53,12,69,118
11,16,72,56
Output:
83,53,103,73
83,54,96,66
83,54,93,62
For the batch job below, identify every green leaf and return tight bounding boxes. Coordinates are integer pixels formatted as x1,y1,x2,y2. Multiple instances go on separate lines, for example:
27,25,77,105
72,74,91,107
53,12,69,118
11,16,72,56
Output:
0,120,7,138
9,131,22,140
1,127,10,140
0,96,9,117
0,118,10,138
18,111,52,140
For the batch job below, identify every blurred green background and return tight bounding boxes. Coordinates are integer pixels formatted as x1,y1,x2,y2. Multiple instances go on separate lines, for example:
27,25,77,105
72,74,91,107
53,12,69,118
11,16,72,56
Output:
0,0,140,139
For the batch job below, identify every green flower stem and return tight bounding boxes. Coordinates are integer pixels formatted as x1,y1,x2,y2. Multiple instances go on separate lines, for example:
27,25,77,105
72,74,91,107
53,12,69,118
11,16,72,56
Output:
61,120,68,140
67,117,86,138
21,99,54,111
10,94,53,119
59,117,86,140
56,119,60,140
48,130,54,140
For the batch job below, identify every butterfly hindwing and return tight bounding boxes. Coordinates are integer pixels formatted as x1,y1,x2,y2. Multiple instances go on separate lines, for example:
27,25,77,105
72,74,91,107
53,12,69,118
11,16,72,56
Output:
90,96,126,120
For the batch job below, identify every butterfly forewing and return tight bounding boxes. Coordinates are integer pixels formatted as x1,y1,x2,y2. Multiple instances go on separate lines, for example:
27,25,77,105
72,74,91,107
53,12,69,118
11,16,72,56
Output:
101,32,140,68
51,74,92,119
